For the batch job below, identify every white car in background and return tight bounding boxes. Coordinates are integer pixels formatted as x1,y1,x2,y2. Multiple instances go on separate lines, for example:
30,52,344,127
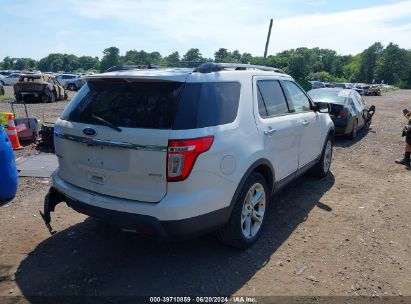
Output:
2,73,20,86
55,74,85,91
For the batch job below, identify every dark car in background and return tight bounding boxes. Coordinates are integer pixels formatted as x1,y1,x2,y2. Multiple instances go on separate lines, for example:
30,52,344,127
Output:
310,81,326,89
334,83,348,89
308,88,373,139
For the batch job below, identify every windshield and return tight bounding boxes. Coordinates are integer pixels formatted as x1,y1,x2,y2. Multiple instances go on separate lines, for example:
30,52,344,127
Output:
308,90,349,104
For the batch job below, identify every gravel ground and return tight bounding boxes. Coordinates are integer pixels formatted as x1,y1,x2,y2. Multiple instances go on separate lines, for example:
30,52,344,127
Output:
0,87,410,301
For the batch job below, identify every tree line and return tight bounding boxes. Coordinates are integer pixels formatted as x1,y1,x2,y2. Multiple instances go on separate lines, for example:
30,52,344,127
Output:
1,42,411,88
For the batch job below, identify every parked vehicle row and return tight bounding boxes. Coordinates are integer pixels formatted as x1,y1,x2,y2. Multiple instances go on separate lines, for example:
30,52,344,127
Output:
310,81,382,96
0,70,91,91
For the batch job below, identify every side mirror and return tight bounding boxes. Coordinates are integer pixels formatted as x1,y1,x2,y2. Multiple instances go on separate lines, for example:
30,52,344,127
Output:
315,102,330,113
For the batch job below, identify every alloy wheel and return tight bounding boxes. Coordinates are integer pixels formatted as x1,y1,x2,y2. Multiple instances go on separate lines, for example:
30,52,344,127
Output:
241,183,266,239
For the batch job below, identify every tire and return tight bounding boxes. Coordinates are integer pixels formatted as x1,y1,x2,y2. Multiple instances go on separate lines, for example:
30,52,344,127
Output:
311,136,333,178
42,91,56,103
216,172,269,249
348,120,358,140
49,92,56,103
68,83,77,91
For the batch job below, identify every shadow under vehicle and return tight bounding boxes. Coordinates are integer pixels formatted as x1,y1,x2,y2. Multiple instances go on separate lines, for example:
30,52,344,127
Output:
16,173,335,298
14,74,68,103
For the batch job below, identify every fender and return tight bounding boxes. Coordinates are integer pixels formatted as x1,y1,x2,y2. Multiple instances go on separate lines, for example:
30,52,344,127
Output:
228,158,275,211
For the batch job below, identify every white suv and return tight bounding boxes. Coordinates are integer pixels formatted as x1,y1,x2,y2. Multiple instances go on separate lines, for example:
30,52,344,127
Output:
42,63,334,248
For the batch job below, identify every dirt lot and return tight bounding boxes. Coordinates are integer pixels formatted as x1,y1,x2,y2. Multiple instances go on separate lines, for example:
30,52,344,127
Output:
0,87,410,301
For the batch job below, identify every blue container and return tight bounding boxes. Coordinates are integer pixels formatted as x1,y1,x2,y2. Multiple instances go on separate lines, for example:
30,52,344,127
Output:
0,126,18,201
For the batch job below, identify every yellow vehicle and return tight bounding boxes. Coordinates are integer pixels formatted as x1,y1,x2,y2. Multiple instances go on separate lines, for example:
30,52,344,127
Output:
14,74,67,103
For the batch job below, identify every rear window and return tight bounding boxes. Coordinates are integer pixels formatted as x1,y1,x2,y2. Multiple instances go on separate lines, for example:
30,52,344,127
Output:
308,90,348,104
61,81,241,130
18,76,42,83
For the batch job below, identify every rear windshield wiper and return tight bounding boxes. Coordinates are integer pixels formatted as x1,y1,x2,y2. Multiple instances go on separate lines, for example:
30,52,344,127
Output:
90,114,122,132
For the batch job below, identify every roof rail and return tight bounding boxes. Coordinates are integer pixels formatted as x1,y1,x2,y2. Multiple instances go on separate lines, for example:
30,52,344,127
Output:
193,62,285,74
104,64,164,73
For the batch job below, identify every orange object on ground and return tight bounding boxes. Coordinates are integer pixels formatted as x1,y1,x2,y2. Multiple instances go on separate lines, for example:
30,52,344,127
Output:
6,114,23,150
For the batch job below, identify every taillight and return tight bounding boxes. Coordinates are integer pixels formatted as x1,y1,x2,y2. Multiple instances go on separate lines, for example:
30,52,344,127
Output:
167,136,214,182
101,78,129,83
338,107,349,119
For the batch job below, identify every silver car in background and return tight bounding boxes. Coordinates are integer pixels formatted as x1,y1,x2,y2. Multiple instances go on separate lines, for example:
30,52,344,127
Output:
55,74,85,91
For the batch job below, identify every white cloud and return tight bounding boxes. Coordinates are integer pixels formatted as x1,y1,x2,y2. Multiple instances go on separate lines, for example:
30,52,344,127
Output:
68,0,411,57
305,1,327,6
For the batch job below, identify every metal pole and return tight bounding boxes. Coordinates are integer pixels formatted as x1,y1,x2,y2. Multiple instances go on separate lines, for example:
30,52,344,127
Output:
263,19,273,65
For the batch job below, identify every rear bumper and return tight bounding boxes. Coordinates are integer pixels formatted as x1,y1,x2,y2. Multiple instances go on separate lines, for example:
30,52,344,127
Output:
332,118,351,135
15,91,44,101
45,186,231,239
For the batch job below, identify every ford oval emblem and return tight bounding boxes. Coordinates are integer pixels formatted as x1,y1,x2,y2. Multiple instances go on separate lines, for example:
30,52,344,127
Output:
83,127,97,136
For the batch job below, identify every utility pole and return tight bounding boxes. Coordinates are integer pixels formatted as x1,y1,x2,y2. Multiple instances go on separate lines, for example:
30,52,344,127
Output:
263,19,273,65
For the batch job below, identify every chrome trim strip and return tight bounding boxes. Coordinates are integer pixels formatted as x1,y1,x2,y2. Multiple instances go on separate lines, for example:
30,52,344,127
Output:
55,132,167,152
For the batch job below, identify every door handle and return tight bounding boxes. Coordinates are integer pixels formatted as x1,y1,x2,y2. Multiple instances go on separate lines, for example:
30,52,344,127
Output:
264,127,276,136
302,120,310,126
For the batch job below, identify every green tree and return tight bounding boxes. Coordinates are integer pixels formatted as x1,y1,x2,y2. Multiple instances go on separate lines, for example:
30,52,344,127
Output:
375,43,409,86
37,53,65,72
13,58,37,70
240,52,253,64
2,56,14,69
182,48,203,63
358,42,383,83
164,51,180,66
231,50,241,63
214,48,230,63
100,47,120,72
78,56,100,71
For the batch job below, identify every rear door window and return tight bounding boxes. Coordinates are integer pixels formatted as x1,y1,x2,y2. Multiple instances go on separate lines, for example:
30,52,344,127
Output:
282,81,312,113
351,93,363,113
256,80,289,118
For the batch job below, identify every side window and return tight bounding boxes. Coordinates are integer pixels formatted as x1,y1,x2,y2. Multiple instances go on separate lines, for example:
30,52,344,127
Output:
282,81,312,113
256,80,289,118
355,92,366,106
173,82,241,129
351,93,363,112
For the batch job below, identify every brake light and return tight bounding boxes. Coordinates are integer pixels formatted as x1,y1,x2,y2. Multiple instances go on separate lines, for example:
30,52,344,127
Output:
338,107,349,119
167,136,214,182
102,78,129,83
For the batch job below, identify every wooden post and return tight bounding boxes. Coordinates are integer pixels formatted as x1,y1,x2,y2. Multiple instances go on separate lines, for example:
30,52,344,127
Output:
263,19,273,65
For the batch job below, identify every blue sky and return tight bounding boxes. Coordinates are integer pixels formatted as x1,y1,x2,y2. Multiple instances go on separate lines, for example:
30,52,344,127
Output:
1,0,411,60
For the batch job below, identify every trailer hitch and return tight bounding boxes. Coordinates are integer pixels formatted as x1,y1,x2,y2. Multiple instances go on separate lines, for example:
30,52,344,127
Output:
39,187,64,235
